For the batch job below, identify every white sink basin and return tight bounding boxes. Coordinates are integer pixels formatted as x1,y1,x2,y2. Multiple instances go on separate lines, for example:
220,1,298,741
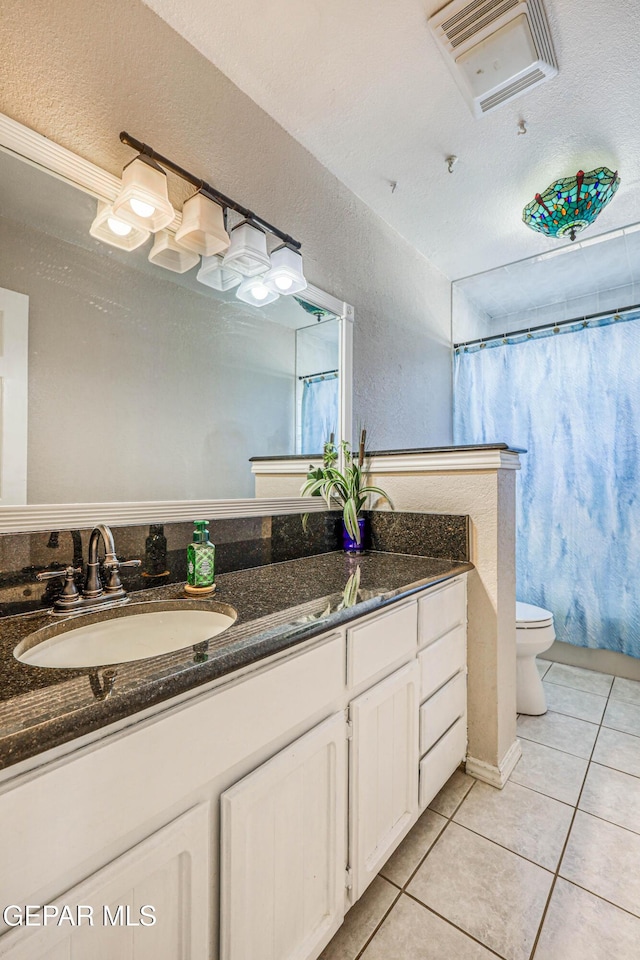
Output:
15,600,237,669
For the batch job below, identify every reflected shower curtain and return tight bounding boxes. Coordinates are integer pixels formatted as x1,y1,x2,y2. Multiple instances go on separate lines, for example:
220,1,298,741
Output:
301,376,339,455
454,319,640,658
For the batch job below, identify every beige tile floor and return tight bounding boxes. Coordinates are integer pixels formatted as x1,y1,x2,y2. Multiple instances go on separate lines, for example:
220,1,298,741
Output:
321,660,640,960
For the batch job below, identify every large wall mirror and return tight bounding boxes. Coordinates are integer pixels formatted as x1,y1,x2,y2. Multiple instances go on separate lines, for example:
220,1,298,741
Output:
0,114,352,523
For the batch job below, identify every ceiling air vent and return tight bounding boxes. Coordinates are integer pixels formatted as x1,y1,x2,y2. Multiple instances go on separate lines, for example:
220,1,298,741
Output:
428,0,557,117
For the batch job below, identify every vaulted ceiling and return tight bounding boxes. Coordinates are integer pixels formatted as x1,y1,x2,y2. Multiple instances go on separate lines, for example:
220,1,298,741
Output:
143,0,640,280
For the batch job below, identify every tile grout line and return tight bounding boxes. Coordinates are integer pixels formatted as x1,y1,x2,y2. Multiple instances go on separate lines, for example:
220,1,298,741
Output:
352,668,639,960
402,892,509,960
403,777,479,885
525,664,615,960
542,672,611,696
404,670,640,959
519,716,640,753
447,820,560,875
398,776,511,960
356,776,483,959
559,875,640,923
351,884,403,960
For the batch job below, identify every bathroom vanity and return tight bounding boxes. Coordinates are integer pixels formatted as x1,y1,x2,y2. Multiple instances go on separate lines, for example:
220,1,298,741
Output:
0,553,469,959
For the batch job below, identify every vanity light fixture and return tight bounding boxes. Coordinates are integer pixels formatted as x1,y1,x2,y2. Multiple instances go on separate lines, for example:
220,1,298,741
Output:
89,200,150,250
197,253,242,291
175,191,230,257
523,167,621,241
104,132,304,302
223,221,271,277
148,230,200,273
112,155,175,232
263,245,307,295
235,275,279,307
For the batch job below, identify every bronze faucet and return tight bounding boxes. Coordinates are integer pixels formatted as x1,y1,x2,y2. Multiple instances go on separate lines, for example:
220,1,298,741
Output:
36,525,141,616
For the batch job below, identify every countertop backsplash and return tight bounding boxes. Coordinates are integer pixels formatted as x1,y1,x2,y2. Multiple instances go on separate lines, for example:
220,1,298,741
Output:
0,509,469,619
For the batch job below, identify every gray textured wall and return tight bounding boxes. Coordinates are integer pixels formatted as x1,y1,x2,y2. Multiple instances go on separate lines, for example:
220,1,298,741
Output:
0,0,453,474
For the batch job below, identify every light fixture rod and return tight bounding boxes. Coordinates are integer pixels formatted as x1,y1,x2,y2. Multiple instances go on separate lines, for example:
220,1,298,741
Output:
119,131,302,250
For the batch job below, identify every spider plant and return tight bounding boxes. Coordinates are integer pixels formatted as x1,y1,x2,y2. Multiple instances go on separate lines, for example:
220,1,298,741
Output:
301,436,393,544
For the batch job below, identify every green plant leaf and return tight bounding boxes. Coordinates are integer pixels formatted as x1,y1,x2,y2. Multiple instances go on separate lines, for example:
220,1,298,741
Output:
360,485,395,509
298,434,394,528
340,564,361,608
343,498,360,542
300,477,327,499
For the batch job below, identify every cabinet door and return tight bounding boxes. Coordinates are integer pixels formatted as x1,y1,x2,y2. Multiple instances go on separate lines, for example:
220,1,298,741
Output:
349,660,420,901
220,713,347,960
0,804,210,959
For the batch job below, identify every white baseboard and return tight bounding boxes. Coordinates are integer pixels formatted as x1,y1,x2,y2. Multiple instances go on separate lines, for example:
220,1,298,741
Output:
466,738,522,789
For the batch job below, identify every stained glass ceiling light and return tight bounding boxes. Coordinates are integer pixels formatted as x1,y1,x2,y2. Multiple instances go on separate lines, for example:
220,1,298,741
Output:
523,167,620,242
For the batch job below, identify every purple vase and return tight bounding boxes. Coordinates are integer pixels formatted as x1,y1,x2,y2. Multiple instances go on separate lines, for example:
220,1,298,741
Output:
342,518,366,553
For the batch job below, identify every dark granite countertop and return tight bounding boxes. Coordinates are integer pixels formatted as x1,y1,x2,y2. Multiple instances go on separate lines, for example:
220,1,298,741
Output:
249,443,526,460
0,551,472,771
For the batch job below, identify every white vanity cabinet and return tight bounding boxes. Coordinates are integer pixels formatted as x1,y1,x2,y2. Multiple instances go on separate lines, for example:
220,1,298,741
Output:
348,660,420,901
0,573,467,960
416,577,468,810
1,804,211,960
219,713,347,960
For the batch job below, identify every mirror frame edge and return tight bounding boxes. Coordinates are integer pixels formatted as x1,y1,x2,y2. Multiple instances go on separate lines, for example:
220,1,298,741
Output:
0,112,354,533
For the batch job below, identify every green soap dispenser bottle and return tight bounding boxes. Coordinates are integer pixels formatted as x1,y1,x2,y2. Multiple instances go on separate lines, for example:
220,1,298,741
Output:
186,520,216,593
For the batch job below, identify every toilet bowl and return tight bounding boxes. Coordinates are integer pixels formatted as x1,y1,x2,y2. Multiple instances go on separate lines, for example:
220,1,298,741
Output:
516,601,555,715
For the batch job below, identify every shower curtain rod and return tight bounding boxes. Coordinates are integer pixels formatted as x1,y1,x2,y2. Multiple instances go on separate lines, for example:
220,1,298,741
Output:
298,368,339,381
453,301,640,350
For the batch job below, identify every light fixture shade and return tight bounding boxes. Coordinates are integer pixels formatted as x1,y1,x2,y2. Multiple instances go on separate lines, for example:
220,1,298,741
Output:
223,222,271,277
264,246,307,295
112,155,175,232
89,200,150,251
523,167,621,242
235,275,279,307
197,253,242,291
175,192,231,257
148,230,200,273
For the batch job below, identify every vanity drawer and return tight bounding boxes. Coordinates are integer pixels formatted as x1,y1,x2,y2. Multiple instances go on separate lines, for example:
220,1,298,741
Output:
419,624,466,701
418,577,466,649
420,670,466,757
347,601,417,688
419,716,467,810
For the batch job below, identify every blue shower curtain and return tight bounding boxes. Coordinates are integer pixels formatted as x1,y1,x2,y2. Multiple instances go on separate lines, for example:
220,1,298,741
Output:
454,317,640,658
301,376,339,455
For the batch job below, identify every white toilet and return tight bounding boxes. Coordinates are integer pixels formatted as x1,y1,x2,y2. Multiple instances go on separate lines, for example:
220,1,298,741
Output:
516,601,555,715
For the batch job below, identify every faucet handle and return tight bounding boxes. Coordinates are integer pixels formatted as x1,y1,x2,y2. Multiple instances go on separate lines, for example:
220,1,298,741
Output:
36,566,82,582
103,557,141,594
36,566,83,610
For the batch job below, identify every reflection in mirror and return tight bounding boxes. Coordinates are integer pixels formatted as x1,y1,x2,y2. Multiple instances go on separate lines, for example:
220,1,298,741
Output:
0,144,345,505
296,316,340,454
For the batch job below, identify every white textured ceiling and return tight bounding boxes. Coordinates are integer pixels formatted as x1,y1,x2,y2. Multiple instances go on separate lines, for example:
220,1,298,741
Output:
142,0,640,280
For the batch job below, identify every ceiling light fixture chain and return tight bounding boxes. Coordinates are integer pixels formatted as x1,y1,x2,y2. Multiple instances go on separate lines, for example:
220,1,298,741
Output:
119,131,302,251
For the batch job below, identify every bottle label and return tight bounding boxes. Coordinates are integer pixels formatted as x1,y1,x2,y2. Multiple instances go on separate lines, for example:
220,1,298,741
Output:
188,545,215,587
